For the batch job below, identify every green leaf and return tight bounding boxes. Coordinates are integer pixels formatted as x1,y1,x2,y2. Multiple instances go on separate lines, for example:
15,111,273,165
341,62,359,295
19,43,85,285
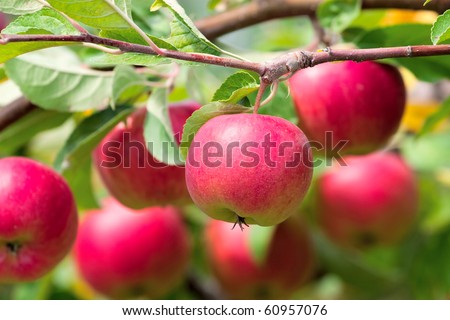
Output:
313,232,397,292
248,225,276,266
424,0,433,5
0,40,78,64
180,102,252,160
419,97,450,136
5,47,113,111
144,88,183,166
54,105,134,209
2,7,80,35
0,67,6,82
0,108,70,155
47,0,133,30
402,131,450,171
151,0,225,55
111,65,147,108
317,0,362,32
356,24,450,81
212,71,260,104
0,0,42,15
431,10,450,45
401,227,450,298
208,0,221,10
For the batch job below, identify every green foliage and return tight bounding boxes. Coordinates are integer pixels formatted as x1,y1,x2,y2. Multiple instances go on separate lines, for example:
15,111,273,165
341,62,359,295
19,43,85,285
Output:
0,0,42,15
248,226,276,266
312,232,397,294
5,48,114,111
317,0,361,32
144,88,184,165
151,0,221,55
180,102,252,160
212,71,260,104
47,0,133,30
0,108,70,155
419,97,450,136
354,24,450,81
111,65,148,108
3,7,79,35
402,131,450,171
431,10,450,44
54,105,134,209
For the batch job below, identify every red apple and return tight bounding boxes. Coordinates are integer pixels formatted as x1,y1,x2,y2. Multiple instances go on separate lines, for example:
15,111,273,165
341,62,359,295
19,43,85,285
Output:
74,198,191,299
317,152,418,248
0,157,78,283
0,13,8,30
205,217,315,299
94,101,200,209
185,113,313,227
289,61,406,155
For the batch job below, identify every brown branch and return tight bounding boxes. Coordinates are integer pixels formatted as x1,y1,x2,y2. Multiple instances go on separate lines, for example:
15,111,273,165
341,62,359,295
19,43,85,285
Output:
2,33,449,86
0,33,265,75
0,96,37,132
196,0,450,39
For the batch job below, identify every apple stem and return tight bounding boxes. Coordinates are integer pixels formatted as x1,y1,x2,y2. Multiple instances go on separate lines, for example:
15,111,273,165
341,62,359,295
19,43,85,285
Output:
232,216,249,231
253,81,270,114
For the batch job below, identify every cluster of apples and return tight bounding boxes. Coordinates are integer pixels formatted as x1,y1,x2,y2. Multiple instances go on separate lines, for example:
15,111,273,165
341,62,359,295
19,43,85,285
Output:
0,60,418,299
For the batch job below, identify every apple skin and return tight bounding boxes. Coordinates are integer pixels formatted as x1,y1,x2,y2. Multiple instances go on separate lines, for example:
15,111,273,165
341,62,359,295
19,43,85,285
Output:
0,157,78,283
205,217,315,299
0,13,8,30
74,198,191,299
289,61,406,155
316,152,418,249
94,101,200,209
185,113,313,226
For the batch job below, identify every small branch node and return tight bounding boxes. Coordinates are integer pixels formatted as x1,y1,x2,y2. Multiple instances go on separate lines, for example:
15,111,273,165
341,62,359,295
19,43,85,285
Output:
406,46,413,57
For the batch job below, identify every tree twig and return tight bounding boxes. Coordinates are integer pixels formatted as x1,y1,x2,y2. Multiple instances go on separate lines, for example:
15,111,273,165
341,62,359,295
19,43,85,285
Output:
2,33,450,82
196,0,450,39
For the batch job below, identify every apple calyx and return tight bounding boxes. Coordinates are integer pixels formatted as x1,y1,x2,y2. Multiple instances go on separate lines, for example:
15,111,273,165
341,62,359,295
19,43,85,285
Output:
5,242,21,255
232,216,249,231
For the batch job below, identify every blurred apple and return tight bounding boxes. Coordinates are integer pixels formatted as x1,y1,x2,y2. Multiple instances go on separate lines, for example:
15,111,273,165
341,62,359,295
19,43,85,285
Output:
316,152,418,249
289,61,406,155
74,198,191,299
205,217,315,299
0,157,78,283
94,101,200,209
0,13,8,30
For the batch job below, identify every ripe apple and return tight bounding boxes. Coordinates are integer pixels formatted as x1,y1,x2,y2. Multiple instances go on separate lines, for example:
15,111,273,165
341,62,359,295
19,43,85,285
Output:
0,13,8,30
185,113,313,227
94,101,200,209
316,152,418,249
204,217,315,299
74,198,191,299
289,61,406,155
0,157,78,283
